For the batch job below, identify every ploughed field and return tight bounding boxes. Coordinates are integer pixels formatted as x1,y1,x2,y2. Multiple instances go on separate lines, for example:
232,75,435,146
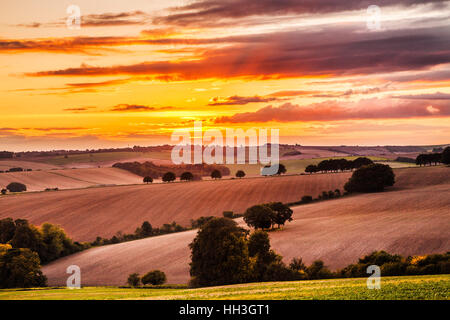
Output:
35,166,450,286
0,167,143,192
0,170,353,241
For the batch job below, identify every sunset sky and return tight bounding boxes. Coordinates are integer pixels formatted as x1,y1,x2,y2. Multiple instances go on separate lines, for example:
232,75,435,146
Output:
1,0,450,151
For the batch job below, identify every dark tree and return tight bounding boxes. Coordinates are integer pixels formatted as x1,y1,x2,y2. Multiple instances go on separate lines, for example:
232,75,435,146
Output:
277,163,287,175
189,218,250,287
141,270,167,285
235,170,246,178
223,211,234,219
301,195,313,204
10,221,43,255
352,157,374,169
0,218,16,243
442,146,450,165
344,163,395,193
248,230,270,257
180,171,194,181
6,182,27,193
265,202,293,228
243,205,275,230
0,248,47,288
305,165,318,174
127,273,141,287
211,169,222,179
136,221,153,238
162,172,176,182
143,176,153,184
1,189,6,195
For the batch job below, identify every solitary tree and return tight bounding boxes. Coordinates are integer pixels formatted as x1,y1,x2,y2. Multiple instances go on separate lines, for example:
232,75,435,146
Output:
265,202,293,228
180,171,194,181
141,270,167,285
235,170,246,178
211,169,222,179
162,172,176,182
143,176,153,184
243,205,275,230
344,163,395,193
6,182,26,193
189,218,250,287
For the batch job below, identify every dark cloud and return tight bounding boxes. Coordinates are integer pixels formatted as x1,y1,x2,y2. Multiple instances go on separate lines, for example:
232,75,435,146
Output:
26,25,450,81
110,104,173,112
156,0,444,26
208,95,280,106
214,98,450,123
16,10,149,29
391,92,450,99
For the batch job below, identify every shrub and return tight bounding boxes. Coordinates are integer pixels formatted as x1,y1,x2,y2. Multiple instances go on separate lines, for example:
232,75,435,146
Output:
381,262,407,276
135,221,153,238
344,163,395,193
301,195,313,204
306,260,333,279
243,205,275,230
127,273,141,287
162,172,176,182
143,176,153,184
223,211,234,219
211,169,222,179
1,189,6,195
142,270,166,286
235,170,246,178
180,172,194,181
6,182,27,193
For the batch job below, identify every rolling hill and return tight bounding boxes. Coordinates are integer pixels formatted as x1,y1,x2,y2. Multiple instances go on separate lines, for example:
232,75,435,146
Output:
0,167,143,192
37,166,449,286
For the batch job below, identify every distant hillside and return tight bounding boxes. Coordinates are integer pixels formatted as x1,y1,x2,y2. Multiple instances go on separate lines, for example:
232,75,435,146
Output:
113,161,230,178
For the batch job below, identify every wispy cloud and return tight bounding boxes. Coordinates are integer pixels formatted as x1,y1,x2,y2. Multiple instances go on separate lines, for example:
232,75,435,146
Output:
215,98,450,123
208,95,281,106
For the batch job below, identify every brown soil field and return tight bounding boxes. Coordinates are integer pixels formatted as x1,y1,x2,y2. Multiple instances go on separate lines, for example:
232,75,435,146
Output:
42,168,450,286
0,167,447,242
0,160,60,171
0,170,352,241
0,167,143,192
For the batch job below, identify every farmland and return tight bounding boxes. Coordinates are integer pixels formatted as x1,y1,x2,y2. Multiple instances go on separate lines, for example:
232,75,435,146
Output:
34,166,450,286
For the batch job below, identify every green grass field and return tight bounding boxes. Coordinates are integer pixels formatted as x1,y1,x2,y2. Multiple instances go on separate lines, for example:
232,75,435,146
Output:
1,275,448,300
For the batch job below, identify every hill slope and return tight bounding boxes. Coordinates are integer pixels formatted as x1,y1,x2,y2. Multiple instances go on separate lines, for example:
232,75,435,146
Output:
0,167,143,192
0,171,352,241
41,167,450,286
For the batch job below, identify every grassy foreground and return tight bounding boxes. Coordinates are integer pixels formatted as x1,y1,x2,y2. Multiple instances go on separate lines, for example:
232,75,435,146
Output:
0,275,448,300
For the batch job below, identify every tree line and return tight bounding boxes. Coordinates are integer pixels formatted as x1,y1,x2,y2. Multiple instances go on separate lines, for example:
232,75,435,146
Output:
415,147,450,166
188,217,450,287
305,157,374,174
